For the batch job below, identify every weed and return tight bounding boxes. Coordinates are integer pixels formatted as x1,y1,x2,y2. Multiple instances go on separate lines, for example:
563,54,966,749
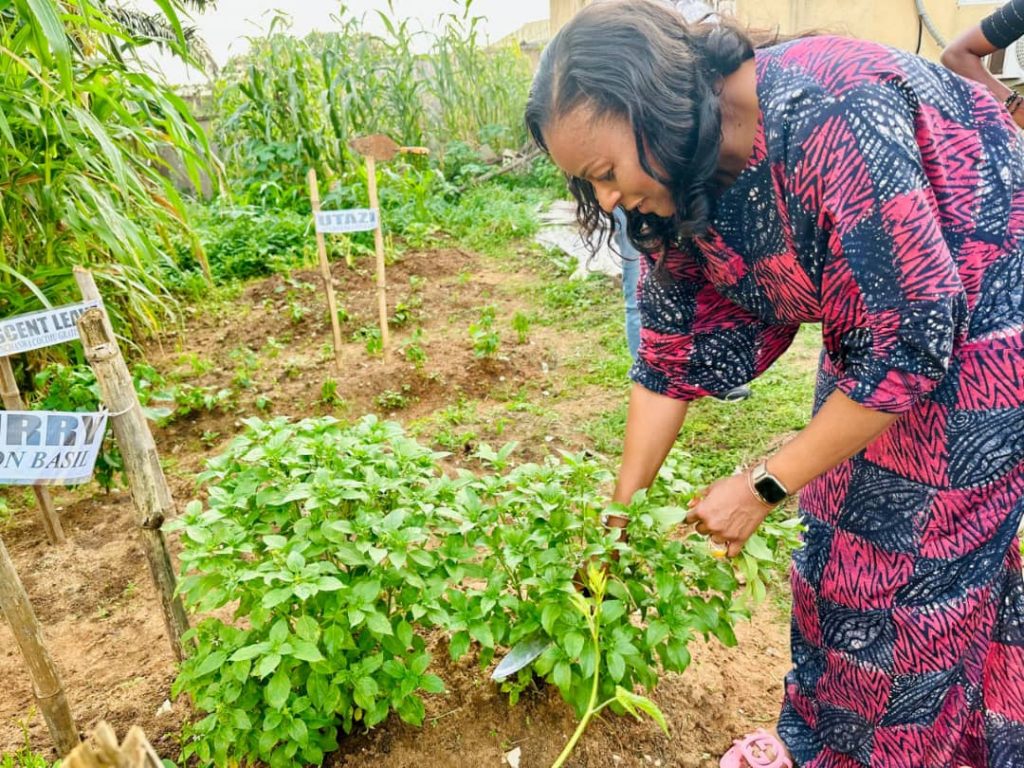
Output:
511,312,531,344
375,386,412,411
320,380,344,407
469,306,500,358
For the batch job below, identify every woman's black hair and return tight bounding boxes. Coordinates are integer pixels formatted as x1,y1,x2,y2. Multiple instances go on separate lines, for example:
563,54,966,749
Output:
525,0,762,254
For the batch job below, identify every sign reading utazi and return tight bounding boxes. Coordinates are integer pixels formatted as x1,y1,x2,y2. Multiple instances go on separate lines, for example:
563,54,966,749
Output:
0,410,109,486
314,208,379,234
0,301,101,356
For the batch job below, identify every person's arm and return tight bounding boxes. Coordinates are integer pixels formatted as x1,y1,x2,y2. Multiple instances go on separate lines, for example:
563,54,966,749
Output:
611,383,689,510
685,390,899,558
942,1,1024,128
766,390,898,494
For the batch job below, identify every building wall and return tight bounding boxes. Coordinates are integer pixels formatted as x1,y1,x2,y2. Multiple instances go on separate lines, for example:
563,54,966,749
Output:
550,0,591,35
547,0,1005,61
735,0,1001,60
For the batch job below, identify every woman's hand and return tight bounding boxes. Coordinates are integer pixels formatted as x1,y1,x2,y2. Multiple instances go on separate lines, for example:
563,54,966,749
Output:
685,473,773,558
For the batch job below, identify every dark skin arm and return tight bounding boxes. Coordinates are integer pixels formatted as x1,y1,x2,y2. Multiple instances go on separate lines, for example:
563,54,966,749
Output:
608,383,900,559
942,25,1024,128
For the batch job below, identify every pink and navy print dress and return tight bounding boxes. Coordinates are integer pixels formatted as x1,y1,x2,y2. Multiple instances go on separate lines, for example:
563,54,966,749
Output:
631,37,1024,766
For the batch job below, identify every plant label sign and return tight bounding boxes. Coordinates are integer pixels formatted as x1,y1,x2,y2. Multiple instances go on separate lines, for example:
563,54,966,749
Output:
0,410,109,486
314,208,379,234
0,301,101,356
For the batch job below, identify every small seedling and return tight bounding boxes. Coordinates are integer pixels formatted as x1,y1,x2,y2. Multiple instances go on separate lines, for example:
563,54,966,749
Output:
469,306,500,358
512,312,531,345
403,328,427,366
320,379,344,406
375,385,412,411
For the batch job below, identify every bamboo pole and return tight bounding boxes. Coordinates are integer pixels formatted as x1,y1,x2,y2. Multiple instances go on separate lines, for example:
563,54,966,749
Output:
0,357,65,545
307,169,345,373
72,268,190,661
364,155,390,353
0,535,79,756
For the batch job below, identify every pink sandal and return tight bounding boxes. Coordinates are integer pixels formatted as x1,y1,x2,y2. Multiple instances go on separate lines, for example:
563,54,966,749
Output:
720,728,793,768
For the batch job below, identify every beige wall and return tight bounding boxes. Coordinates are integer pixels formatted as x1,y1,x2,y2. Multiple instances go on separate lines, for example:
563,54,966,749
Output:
549,0,1004,61
733,0,1001,60
551,0,591,34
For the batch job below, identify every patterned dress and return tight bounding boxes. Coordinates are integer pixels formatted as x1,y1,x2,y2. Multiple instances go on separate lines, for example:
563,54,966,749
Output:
630,37,1024,766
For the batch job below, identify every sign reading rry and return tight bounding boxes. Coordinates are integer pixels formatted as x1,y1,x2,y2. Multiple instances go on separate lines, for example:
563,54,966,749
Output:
314,208,379,234
0,410,109,485
0,301,101,356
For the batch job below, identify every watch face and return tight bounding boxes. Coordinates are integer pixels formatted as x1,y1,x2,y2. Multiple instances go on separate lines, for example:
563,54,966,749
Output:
754,475,788,505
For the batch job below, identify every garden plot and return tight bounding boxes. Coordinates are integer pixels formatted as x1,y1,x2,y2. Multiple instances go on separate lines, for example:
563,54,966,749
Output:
0,243,818,767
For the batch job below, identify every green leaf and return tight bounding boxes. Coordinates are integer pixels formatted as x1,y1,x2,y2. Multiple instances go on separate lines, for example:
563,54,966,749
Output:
256,653,282,678
291,641,324,663
263,534,288,550
229,643,269,662
354,676,379,710
366,612,393,636
351,579,381,604
614,686,669,735
269,619,290,644
267,669,291,710
600,600,627,625
195,651,227,677
449,631,470,660
469,621,494,648
419,674,445,694
648,505,688,529
540,603,561,635
397,620,414,649
562,631,585,659
396,695,426,726
646,621,670,647
288,717,309,746
19,0,73,93
743,533,774,561
262,588,294,609
231,708,252,730
294,616,320,642
316,576,344,592
552,661,572,693
606,652,625,683
410,652,430,677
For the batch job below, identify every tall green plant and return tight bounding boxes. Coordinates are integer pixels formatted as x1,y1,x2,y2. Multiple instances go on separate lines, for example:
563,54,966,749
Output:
211,1,533,209
0,0,216,337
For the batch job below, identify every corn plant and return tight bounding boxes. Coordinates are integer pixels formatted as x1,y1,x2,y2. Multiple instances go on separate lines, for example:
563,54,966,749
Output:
0,0,216,339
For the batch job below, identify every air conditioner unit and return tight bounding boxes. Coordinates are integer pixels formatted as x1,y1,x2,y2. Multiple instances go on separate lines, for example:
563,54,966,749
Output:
991,39,1024,81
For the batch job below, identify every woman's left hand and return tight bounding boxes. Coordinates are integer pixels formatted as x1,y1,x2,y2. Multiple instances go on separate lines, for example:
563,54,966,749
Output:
685,473,773,558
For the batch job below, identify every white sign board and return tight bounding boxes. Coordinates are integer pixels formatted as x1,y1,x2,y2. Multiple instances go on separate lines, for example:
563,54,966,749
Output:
315,208,379,234
0,301,101,356
0,410,109,486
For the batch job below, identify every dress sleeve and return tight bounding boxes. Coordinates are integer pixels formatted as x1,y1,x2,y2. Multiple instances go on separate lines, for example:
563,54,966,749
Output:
981,0,1024,50
629,246,798,401
800,82,970,413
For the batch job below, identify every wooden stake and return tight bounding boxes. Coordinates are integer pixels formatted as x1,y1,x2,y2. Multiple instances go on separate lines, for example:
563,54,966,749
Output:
0,357,65,545
364,155,390,352
0,535,79,756
307,168,345,373
72,268,190,661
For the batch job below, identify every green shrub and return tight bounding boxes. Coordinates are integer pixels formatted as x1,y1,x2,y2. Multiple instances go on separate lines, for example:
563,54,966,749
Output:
171,417,801,766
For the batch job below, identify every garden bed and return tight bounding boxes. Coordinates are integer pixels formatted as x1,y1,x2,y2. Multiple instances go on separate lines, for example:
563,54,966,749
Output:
0,244,814,767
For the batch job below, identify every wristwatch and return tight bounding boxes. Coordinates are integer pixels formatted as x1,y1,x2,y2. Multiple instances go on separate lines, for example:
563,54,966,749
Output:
749,461,789,506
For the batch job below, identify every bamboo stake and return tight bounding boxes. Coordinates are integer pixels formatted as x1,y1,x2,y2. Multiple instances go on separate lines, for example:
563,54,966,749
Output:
72,268,190,661
364,155,390,353
0,535,79,756
0,357,65,545
307,169,345,373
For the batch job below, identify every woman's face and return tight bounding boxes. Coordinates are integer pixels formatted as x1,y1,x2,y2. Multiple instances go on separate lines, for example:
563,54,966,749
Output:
544,106,675,218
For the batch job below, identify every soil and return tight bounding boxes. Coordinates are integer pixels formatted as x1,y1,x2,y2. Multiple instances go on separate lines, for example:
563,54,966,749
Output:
0,247,794,767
